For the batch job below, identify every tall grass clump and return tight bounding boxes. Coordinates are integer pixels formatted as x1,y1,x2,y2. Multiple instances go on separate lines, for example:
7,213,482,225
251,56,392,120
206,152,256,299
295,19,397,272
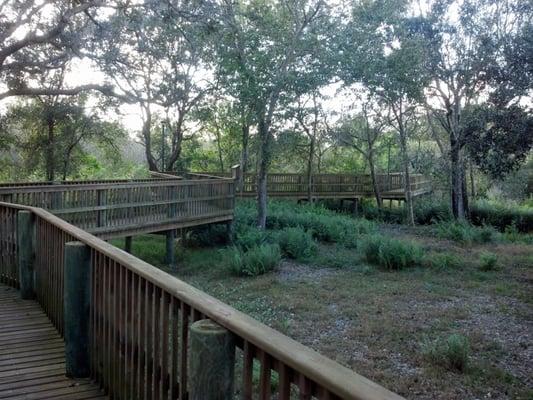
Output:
435,221,498,244
478,252,498,271
360,235,423,270
276,227,317,260
424,253,464,270
421,334,470,372
227,244,281,277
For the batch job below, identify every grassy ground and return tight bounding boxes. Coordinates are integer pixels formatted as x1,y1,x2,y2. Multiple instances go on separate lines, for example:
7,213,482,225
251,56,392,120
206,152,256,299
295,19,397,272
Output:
112,207,533,400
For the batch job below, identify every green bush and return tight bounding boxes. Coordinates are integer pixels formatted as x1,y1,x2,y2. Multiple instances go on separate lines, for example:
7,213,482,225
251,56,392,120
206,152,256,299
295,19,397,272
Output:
421,334,470,372
234,226,270,250
227,244,281,277
479,252,498,271
435,221,498,244
470,200,533,233
360,235,423,270
414,200,452,225
425,253,463,270
187,224,228,247
276,227,317,260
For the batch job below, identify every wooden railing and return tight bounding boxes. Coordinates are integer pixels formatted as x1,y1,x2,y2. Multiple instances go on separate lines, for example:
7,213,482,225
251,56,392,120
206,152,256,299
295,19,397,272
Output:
182,171,431,198
0,178,235,239
0,200,404,400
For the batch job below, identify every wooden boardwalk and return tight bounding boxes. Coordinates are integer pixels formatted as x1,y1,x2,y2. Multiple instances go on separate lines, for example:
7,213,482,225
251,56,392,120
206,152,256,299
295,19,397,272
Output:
0,284,107,400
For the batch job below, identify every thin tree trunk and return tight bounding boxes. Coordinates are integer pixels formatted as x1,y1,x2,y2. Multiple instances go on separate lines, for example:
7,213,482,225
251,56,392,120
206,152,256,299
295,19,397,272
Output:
450,139,466,220
469,160,476,200
46,115,55,181
307,137,315,202
240,123,249,193
368,150,382,208
399,130,414,225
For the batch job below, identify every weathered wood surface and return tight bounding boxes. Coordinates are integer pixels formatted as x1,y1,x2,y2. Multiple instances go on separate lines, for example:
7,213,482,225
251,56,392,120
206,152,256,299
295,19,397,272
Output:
1,201,405,400
166,171,432,200
0,283,107,400
0,178,235,239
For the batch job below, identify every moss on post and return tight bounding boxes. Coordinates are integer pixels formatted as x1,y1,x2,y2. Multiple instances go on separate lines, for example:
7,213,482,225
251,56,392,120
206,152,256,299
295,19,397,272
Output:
17,210,35,299
64,241,91,378
190,319,235,400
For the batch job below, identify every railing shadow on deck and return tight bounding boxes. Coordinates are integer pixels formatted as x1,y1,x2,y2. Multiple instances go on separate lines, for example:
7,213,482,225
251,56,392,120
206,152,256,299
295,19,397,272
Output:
0,200,404,400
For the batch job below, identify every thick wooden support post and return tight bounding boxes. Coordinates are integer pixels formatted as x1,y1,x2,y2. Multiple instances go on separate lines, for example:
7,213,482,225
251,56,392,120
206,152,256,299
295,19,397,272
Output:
64,241,91,378
17,210,35,299
125,236,132,253
166,230,176,269
190,319,235,400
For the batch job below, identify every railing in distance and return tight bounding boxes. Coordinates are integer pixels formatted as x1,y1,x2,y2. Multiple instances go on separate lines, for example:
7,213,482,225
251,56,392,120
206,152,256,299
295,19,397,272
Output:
0,200,404,400
0,178,235,238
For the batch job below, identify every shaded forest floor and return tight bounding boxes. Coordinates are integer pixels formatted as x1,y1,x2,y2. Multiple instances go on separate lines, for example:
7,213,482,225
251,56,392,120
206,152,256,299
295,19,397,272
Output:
113,223,533,400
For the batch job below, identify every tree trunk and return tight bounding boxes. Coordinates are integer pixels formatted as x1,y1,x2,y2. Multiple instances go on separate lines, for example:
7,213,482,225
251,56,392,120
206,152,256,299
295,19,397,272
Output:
256,117,271,229
46,115,55,181
368,150,382,208
307,137,315,202
450,139,466,220
398,130,414,225
469,160,476,200
142,108,158,171
240,123,249,193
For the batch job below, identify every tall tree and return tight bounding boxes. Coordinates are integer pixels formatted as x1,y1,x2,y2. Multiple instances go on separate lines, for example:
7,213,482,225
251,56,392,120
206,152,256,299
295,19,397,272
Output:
215,0,333,228
420,0,532,219
93,0,208,171
339,0,430,224
335,93,387,207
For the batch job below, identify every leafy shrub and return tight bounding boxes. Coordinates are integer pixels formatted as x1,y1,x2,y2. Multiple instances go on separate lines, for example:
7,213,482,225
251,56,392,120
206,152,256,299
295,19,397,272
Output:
502,225,533,244
227,244,281,277
421,334,470,372
188,224,228,247
425,253,463,270
276,227,317,260
435,221,498,244
360,235,423,270
470,200,533,233
479,252,498,271
234,226,269,250
414,200,452,225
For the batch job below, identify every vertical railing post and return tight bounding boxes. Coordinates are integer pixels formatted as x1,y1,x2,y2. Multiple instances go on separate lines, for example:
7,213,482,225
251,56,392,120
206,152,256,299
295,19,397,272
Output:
17,210,35,299
190,319,235,400
64,241,92,378
97,189,107,228
166,230,176,269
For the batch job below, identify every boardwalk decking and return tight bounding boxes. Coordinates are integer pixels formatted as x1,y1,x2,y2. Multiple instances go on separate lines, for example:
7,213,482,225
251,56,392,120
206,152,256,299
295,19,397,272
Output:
0,284,107,400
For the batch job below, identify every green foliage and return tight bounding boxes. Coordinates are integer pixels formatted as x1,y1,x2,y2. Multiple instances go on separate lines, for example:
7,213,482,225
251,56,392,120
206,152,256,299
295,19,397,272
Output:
226,244,281,277
255,200,377,244
471,200,533,233
435,221,498,245
479,253,498,272
425,253,464,270
421,334,470,372
360,234,423,270
187,224,229,247
234,226,270,250
276,227,317,260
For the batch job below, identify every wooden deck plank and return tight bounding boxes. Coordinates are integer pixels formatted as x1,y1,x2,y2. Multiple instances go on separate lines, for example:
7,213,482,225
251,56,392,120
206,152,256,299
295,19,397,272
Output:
0,284,107,399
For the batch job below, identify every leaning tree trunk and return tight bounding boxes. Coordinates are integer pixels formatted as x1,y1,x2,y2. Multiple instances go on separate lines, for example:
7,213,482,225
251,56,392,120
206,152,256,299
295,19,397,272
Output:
141,109,158,171
368,150,382,208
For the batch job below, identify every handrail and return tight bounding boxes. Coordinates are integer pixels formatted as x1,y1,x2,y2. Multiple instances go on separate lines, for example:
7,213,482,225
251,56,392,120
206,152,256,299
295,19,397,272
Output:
0,200,404,400
0,178,235,238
